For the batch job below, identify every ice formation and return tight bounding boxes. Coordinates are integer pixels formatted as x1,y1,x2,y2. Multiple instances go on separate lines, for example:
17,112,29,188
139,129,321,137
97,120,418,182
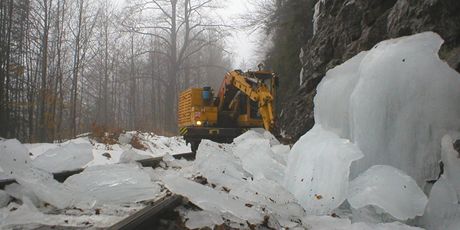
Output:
313,32,460,186
161,173,264,224
183,210,224,229
118,149,150,163
0,139,94,209
193,139,304,227
420,133,460,229
284,125,363,215
195,140,250,189
0,190,9,208
32,142,93,173
440,133,460,196
421,176,460,230
64,164,161,204
301,215,423,230
4,183,41,207
347,165,428,220
233,138,285,184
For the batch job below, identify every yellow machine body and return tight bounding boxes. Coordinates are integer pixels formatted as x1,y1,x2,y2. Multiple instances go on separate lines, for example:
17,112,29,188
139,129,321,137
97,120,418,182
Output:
178,70,278,152
178,88,218,128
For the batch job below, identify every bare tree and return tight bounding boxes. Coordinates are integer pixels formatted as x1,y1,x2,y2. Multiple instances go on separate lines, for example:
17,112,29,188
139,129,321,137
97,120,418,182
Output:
124,0,228,131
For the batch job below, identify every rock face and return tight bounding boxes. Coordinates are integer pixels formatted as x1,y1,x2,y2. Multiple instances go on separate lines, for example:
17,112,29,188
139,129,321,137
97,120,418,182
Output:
279,0,460,139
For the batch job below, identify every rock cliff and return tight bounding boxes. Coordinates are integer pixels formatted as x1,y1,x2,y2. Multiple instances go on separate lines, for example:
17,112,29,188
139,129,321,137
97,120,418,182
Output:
279,0,460,139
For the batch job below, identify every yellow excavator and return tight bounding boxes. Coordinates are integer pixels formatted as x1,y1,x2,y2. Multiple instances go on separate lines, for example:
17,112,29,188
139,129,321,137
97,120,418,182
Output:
178,69,278,152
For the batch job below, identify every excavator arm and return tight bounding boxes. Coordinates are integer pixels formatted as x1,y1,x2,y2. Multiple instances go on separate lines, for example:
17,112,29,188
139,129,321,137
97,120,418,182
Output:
225,70,276,131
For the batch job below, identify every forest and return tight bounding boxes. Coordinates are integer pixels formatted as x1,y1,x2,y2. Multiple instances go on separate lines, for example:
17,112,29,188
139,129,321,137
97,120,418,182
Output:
0,0,234,142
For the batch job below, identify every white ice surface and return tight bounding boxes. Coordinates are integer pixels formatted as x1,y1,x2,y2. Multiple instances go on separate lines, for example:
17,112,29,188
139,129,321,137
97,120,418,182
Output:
161,172,264,224
302,215,423,230
234,129,280,146
64,164,161,205
421,176,460,230
193,139,305,227
233,138,285,184
348,165,427,221
119,149,150,163
23,143,59,158
313,32,460,185
32,143,93,173
4,183,41,207
184,210,224,229
195,140,250,188
0,190,9,208
441,133,460,197
0,139,94,209
284,125,363,215
0,197,132,229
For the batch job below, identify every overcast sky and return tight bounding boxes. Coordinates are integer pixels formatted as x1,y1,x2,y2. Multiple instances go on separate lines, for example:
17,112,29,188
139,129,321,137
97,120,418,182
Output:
215,0,262,70
116,0,262,70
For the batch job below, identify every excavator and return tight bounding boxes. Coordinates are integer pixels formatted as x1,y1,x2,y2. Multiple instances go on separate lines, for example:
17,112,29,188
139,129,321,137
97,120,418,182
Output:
178,69,278,152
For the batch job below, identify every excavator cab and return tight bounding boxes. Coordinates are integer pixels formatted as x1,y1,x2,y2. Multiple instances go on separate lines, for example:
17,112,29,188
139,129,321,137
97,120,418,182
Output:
178,70,278,152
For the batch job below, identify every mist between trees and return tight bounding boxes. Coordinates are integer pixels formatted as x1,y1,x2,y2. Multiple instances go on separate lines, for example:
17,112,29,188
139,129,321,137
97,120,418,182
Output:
0,0,233,142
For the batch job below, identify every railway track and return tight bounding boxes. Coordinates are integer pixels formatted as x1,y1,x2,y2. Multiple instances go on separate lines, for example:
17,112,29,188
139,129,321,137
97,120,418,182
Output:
108,195,183,230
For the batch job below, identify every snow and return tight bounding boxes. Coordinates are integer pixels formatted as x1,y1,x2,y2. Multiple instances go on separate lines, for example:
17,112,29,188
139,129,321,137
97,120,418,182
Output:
64,164,161,205
313,32,460,186
284,125,363,215
312,0,326,35
348,165,428,221
32,143,93,173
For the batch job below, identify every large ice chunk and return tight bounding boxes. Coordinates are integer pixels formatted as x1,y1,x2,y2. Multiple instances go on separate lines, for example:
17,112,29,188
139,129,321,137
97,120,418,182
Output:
234,129,280,146
301,215,423,230
314,51,367,138
233,138,285,184
313,32,460,185
195,140,250,188
119,149,150,163
441,133,460,197
0,190,9,208
284,125,363,215
161,172,264,224
183,210,224,229
0,139,94,209
32,143,93,173
4,183,41,207
420,176,460,230
348,165,428,220
64,164,161,204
